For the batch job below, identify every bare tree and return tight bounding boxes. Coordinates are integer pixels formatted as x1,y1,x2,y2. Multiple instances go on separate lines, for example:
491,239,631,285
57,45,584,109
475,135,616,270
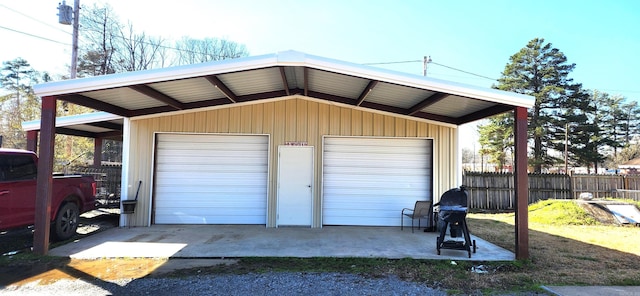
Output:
78,3,249,75
174,37,249,65
117,22,167,71
77,3,121,76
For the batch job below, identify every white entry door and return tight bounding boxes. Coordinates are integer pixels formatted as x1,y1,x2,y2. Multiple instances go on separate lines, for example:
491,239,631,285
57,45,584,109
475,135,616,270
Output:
277,146,314,226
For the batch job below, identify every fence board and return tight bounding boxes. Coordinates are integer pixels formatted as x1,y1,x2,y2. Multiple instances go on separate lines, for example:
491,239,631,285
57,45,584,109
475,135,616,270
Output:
463,172,637,210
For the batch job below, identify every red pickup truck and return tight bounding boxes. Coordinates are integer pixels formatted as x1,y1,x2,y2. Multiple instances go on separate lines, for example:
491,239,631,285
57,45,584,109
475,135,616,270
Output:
0,148,96,241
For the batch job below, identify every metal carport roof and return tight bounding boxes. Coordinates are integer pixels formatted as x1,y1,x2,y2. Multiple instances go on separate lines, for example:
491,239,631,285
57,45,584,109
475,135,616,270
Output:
22,111,123,140
33,50,533,125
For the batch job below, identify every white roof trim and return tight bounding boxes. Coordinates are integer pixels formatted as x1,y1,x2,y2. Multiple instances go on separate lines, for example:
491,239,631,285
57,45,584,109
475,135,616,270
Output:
33,53,279,97
22,111,122,131
33,50,535,108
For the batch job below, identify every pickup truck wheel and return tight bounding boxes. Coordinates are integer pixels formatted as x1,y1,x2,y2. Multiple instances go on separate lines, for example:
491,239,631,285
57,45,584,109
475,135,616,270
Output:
52,202,79,241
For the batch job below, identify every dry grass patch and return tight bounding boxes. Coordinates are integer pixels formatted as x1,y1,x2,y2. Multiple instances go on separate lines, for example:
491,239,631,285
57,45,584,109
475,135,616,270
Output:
468,199,640,288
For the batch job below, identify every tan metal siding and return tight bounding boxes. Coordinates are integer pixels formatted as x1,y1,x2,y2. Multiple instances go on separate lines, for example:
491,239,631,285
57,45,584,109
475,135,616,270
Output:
373,113,384,136
125,97,457,227
122,118,155,227
362,112,373,136
307,102,321,227
395,118,406,137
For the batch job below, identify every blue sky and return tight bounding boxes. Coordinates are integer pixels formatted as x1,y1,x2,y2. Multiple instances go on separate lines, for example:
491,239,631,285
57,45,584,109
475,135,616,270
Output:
1,0,639,146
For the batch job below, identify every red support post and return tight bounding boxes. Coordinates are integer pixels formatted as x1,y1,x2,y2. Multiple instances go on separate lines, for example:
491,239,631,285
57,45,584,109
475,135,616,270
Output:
94,137,103,167
514,106,529,260
26,130,38,152
34,96,57,255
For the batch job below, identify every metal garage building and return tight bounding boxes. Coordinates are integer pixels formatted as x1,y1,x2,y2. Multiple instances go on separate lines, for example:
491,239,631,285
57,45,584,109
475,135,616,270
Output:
33,51,534,238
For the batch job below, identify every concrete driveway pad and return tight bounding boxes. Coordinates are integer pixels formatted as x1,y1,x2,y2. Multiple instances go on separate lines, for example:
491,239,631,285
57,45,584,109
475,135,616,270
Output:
50,225,514,260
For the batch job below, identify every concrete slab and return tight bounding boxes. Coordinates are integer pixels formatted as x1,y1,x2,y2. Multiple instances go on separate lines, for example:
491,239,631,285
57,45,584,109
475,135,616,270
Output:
49,225,514,261
543,285,640,296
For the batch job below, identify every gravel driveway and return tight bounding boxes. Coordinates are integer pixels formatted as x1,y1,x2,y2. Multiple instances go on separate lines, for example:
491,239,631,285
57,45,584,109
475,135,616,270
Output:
2,272,447,296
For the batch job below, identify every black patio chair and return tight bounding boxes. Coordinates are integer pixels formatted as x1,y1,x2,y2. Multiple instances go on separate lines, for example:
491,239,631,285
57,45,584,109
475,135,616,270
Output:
401,200,433,233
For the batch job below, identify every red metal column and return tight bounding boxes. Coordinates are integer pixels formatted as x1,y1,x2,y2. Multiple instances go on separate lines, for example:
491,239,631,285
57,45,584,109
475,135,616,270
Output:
26,130,38,152
34,96,57,255
514,106,529,260
94,137,103,167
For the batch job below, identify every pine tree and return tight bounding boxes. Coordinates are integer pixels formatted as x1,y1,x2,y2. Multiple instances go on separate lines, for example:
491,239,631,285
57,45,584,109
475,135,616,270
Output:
477,113,514,171
494,38,581,173
0,58,40,148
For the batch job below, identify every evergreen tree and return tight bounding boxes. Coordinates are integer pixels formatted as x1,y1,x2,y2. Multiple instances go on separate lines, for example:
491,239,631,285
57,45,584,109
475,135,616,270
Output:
477,113,514,171
494,38,581,173
615,100,640,148
0,58,40,148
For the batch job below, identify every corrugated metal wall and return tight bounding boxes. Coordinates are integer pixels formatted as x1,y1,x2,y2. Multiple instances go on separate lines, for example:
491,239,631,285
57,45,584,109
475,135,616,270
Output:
123,97,458,227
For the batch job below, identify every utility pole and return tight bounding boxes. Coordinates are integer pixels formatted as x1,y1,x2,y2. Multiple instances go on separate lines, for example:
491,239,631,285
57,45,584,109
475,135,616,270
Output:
70,0,79,79
564,123,568,174
58,0,80,79
423,55,431,76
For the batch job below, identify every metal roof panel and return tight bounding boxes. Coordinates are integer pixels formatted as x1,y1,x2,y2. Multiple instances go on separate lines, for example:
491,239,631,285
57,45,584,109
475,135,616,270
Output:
366,82,432,109
218,67,283,96
149,78,224,103
425,96,497,117
308,69,369,100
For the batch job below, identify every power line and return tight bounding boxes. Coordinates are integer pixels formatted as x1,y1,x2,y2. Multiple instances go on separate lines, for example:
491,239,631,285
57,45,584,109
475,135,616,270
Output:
0,21,238,61
0,4,237,59
0,25,70,46
363,58,498,81
0,4,72,36
430,61,497,81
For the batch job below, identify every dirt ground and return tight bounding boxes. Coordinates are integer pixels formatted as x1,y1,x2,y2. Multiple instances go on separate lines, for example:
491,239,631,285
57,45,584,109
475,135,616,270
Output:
0,209,120,256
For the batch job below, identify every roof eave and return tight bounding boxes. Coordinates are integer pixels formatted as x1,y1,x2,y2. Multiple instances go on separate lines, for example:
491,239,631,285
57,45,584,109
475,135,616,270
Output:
33,50,535,110
22,111,123,131
292,51,535,108
33,53,280,97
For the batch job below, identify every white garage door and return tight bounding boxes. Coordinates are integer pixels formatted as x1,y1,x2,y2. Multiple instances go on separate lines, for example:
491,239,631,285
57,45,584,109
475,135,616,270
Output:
154,133,268,224
323,137,432,226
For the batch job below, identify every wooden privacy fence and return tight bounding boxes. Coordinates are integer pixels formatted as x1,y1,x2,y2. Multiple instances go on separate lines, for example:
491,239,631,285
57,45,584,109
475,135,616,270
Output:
462,172,640,210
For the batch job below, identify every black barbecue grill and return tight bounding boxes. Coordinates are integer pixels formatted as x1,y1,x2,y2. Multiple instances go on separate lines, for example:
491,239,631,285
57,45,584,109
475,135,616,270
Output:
435,186,476,258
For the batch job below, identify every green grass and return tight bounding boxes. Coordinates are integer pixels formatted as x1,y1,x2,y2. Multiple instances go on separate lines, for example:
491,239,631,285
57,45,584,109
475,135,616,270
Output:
0,253,65,266
528,199,599,225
